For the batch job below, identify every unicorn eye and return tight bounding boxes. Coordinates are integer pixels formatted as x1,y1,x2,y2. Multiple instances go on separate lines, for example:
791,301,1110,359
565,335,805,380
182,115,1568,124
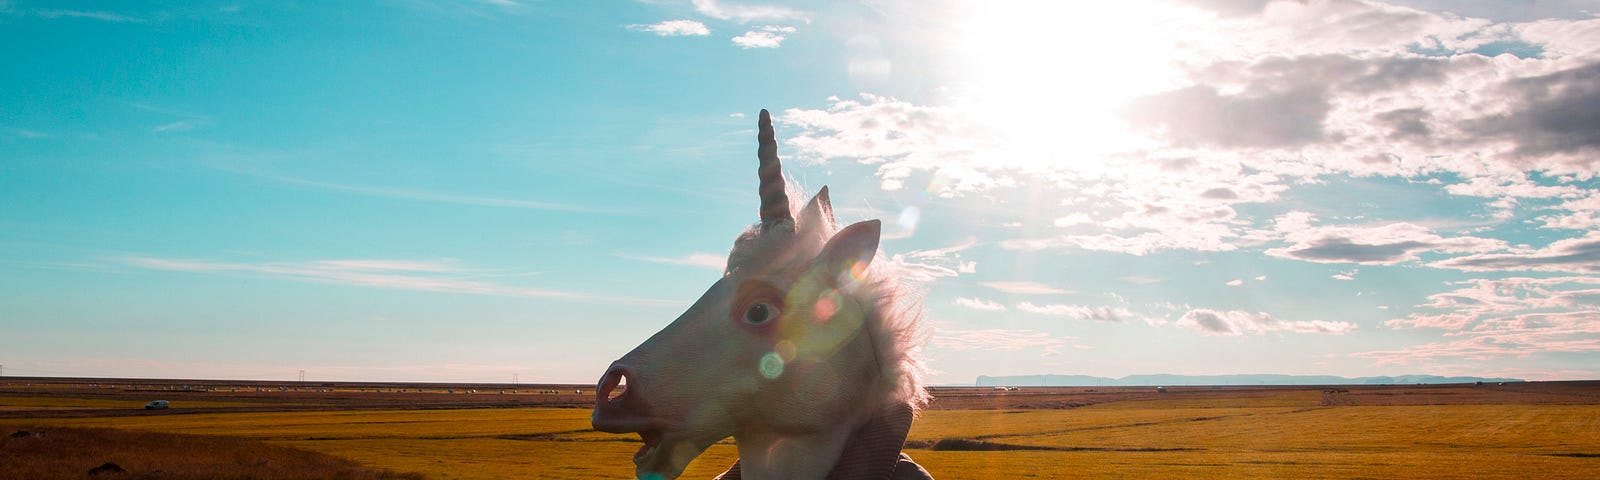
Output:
743,302,780,325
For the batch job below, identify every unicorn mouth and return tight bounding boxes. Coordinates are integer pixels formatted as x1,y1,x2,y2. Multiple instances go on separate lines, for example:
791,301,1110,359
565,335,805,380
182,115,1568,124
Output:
634,429,662,462
632,429,708,480
633,429,693,480
592,365,699,479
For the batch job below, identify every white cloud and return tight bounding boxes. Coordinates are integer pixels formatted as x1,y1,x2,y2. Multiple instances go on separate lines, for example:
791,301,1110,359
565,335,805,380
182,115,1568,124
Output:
731,31,782,48
691,0,806,23
1053,213,1093,227
1225,279,1244,286
887,240,977,282
1003,229,1243,256
115,256,673,306
731,26,796,48
152,120,202,133
616,253,725,271
775,94,1282,256
1443,174,1584,199
887,256,958,282
35,10,141,22
229,169,613,213
954,297,1007,311
1353,318,1600,366
773,2,1600,262
626,19,711,36
3,126,48,139
1176,308,1357,336
783,95,1007,196
1017,302,1134,322
979,281,1072,295
1514,16,1600,59
1385,276,1600,331
1265,211,1507,265
1538,193,1600,230
1381,1,1600,23
1432,230,1600,273
932,328,1067,351
307,259,467,273
903,239,978,259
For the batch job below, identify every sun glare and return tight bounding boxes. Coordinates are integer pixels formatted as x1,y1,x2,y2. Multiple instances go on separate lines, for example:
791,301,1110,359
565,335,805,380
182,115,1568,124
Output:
947,1,1199,171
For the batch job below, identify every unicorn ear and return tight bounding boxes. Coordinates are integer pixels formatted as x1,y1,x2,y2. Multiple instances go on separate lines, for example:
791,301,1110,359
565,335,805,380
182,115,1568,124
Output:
814,219,880,283
798,186,835,234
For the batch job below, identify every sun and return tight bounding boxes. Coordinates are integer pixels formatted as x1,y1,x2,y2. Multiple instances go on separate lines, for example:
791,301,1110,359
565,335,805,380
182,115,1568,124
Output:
944,1,1201,170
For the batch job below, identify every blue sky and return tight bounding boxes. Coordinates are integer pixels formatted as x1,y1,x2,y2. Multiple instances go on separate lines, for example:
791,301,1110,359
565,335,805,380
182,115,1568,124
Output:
3,0,1599,385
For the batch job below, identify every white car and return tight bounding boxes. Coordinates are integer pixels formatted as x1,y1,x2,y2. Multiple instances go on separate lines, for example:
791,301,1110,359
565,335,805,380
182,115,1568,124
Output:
144,400,169,410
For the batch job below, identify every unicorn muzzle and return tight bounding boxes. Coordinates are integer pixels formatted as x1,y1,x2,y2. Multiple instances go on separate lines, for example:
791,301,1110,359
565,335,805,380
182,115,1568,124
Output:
594,364,683,472
592,364,654,433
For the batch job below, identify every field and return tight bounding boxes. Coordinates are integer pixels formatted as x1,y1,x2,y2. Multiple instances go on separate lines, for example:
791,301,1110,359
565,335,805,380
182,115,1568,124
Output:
0,425,424,480
2,378,1597,479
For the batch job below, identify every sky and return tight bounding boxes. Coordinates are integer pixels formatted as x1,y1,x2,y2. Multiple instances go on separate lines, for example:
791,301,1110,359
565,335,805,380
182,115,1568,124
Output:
3,0,1599,385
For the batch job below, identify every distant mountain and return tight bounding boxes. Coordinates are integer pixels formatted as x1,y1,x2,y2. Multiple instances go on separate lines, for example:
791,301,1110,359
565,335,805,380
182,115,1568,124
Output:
975,373,1525,386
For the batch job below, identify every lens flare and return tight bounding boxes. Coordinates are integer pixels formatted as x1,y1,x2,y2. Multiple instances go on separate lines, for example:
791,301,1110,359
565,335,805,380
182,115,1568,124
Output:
848,259,868,283
759,352,785,379
813,293,837,323
898,206,921,230
775,339,797,362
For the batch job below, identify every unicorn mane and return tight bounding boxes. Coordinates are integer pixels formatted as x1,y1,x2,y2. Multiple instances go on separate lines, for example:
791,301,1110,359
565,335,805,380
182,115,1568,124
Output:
859,261,932,410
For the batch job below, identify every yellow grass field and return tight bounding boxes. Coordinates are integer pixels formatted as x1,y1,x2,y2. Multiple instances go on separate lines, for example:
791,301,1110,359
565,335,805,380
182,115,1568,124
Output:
5,381,1599,479
0,424,423,480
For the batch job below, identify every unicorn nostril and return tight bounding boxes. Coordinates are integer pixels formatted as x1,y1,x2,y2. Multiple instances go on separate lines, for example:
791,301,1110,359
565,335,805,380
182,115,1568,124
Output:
609,375,628,401
592,365,652,434
597,366,632,404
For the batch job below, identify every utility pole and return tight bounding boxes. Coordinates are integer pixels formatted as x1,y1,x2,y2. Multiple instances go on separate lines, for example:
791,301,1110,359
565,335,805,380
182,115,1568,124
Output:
512,373,519,385
298,370,306,383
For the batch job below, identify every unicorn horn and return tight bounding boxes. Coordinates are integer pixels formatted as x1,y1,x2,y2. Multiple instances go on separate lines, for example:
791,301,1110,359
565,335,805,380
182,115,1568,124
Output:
757,109,793,226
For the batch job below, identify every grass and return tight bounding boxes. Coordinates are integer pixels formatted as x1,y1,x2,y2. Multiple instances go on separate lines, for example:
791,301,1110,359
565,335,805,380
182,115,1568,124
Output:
0,424,423,479
7,382,1600,479
903,449,1600,480
27,408,600,440
20,408,744,478
291,438,740,479
901,404,1600,479
22,403,1600,479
